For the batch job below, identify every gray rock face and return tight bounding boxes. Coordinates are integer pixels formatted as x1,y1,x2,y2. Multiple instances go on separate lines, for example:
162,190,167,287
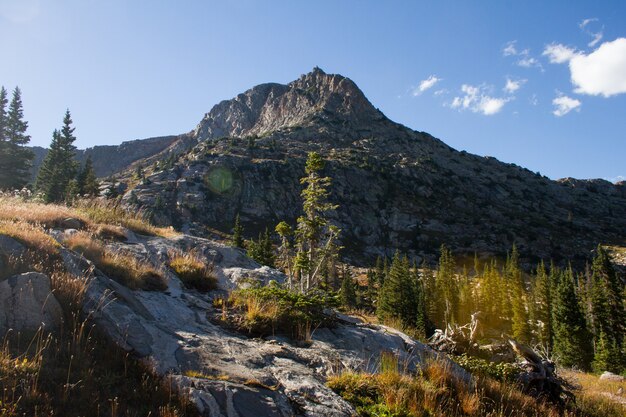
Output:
0,272,63,335
119,68,626,266
74,231,464,416
599,371,624,382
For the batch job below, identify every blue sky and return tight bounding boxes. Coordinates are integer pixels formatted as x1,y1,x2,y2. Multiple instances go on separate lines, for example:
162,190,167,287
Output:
1,1,624,181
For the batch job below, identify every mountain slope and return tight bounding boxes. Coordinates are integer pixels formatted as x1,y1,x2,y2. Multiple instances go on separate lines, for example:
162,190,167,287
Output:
122,68,626,264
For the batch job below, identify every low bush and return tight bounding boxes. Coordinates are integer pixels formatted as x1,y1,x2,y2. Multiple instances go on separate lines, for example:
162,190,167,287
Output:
169,252,217,292
454,353,519,382
225,285,338,340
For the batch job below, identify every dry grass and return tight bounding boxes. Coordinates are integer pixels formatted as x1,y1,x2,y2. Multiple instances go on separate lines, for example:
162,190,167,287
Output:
561,370,626,416
0,196,178,238
328,354,625,417
0,256,197,416
168,251,217,292
0,219,60,255
65,231,167,291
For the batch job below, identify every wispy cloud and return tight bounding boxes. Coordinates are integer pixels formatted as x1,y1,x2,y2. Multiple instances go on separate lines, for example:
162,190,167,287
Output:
544,38,626,97
450,84,510,116
503,41,518,56
579,18,604,48
503,41,543,70
504,78,526,94
543,43,577,64
412,75,442,96
552,93,581,116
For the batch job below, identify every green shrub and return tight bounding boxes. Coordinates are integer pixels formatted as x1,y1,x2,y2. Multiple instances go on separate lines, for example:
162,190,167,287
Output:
454,353,519,382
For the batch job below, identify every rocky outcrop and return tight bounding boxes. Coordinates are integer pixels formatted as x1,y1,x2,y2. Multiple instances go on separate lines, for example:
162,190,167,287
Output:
47,229,465,416
0,272,63,335
120,68,626,266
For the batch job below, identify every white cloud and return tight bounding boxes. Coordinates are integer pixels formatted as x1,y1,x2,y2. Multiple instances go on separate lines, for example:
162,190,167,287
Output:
450,84,510,116
504,78,526,94
552,94,581,116
543,43,578,64
579,18,598,29
545,38,626,97
529,94,539,106
503,41,518,56
571,38,626,96
412,75,441,96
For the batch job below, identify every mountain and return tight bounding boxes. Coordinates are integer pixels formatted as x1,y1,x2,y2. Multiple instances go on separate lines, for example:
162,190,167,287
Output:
29,135,179,179
118,67,625,265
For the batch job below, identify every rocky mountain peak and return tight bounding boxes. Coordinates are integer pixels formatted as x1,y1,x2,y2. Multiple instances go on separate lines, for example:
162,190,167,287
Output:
193,67,383,141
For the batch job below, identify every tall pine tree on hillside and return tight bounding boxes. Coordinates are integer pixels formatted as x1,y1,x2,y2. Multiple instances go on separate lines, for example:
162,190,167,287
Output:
589,245,624,372
36,110,78,202
0,87,33,190
509,246,531,343
232,213,244,248
552,267,593,370
340,267,357,310
436,244,458,326
531,261,553,351
377,251,416,327
76,155,99,196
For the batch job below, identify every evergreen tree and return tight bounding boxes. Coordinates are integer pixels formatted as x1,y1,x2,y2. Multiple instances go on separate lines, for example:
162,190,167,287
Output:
377,251,416,327
247,228,275,267
293,152,340,292
0,87,33,189
374,256,386,287
590,245,624,354
76,155,99,196
232,213,244,248
532,261,553,350
592,330,622,373
552,267,593,370
436,244,458,325
413,261,428,337
340,267,357,310
36,110,78,202
421,260,438,329
509,246,531,343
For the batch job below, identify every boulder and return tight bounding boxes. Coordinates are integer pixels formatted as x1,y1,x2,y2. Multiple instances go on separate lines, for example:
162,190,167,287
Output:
0,272,63,336
599,371,624,382
60,217,84,230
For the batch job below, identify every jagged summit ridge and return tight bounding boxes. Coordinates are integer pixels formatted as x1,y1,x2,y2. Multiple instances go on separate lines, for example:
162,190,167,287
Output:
193,67,383,141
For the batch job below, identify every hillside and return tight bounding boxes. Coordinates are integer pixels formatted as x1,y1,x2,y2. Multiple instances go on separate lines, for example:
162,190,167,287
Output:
112,68,626,265
29,134,179,179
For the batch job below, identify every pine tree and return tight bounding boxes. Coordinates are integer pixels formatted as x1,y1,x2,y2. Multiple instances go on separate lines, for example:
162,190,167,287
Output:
377,252,416,327
340,267,357,310
0,87,33,190
509,246,531,343
552,267,593,370
413,261,428,337
247,228,275,267
436,244,458,325
293,152,340,292
232,213,244,248
532,261,553,350
592,330,622,373
76,155,99,196
590,245,624,355
36,110,78,202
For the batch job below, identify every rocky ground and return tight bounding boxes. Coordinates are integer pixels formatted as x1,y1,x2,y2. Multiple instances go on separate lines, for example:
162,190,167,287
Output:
1,222,467,417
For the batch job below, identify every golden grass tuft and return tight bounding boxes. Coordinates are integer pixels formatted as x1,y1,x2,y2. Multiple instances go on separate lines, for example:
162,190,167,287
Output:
0,196,178,238
65,231,167,291
168,251,217,292
0,219,60,255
